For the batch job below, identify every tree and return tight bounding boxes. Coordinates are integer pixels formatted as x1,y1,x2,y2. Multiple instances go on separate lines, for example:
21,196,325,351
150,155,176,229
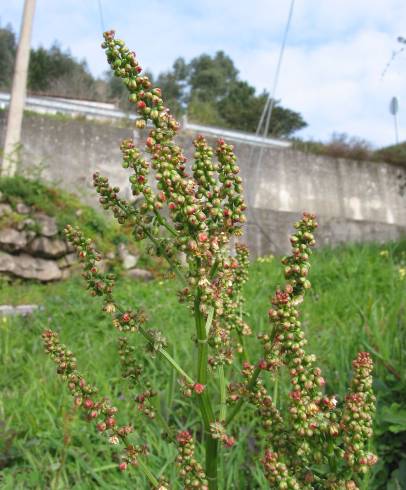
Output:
0,24,17,90
187,51,238,103
162,50,307,137
155,58,188,118
28,44,96,98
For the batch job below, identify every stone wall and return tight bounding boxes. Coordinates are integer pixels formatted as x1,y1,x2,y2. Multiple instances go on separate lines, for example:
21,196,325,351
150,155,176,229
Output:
1,112,405,256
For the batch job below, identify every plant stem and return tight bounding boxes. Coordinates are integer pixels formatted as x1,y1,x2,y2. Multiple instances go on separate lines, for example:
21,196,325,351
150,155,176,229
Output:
139,326,194,384
225,365,261,427
194,296,218,489
205,436,218,490
137,456,160,487
153,209,178,237
218,365,227,422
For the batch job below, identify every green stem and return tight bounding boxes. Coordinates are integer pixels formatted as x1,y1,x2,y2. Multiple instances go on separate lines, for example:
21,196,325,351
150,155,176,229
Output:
139,326,194,385
153,209,178,237
218,365,227,422
194,297,218,489
237,331,249,364
225,365,261,427
273,377,279,407
205,437,218,490
137,456,160,487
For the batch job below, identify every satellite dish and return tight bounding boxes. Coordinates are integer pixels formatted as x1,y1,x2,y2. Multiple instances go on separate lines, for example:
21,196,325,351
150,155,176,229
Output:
390,96,399,116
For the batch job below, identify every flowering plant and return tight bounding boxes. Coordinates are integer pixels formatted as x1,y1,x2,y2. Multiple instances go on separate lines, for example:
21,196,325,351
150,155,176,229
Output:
42,31,377,489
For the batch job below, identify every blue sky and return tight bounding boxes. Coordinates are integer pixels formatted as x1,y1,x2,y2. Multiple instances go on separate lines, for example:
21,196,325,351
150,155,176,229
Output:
2,0,405,147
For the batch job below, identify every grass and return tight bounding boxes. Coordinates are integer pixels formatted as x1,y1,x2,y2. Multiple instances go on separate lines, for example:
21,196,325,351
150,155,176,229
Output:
1,239,406,489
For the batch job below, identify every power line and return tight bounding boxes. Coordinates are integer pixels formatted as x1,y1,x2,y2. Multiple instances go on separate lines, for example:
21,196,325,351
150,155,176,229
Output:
381,35,406,79
246,0,296,250
97,0,105,33
256,0,295,167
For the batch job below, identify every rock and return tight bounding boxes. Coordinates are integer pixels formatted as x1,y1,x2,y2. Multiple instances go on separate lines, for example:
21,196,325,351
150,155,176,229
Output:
16,202,30,214
16,218,35,231
33,213,58,237
15,304,42,315
0,251,62,281
0,228,28,252
25,230,37,242
125,268,154,281
0,203,12,217
58,252,77,269
117,243,139,270
26,236,68,259
0,304,42,316
0,305,14,316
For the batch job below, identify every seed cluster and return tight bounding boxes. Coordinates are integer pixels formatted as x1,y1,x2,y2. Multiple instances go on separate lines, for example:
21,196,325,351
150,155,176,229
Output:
209,421,236,448
176,431,209,489
42,330,144,471
100,31,252,368
243,214,377,487
341,352,377,474
65,225,146,332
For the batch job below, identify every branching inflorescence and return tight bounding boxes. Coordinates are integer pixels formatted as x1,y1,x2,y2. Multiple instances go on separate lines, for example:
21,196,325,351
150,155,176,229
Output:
42,30,377,489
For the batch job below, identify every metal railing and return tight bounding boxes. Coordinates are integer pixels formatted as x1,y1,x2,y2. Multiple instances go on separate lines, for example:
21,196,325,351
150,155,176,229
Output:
0,92,291,148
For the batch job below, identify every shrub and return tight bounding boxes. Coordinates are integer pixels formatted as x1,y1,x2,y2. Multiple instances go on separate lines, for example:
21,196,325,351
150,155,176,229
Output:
41,31,378,489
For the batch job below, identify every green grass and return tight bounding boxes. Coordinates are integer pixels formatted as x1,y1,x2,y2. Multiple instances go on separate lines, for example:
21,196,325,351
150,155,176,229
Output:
1,240,406,489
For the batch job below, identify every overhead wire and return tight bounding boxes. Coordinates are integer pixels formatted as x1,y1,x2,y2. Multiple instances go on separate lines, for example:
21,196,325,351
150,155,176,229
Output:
246,0,296,251
97,0,106,33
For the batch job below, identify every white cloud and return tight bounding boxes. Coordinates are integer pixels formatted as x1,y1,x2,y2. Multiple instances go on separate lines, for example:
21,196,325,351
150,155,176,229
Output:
2,0,406,146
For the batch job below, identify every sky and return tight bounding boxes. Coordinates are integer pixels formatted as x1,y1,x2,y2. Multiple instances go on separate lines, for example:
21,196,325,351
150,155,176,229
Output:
1,0,406,148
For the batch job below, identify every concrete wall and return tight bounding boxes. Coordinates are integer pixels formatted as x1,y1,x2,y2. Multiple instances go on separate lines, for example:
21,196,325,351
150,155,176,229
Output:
1,112,405,256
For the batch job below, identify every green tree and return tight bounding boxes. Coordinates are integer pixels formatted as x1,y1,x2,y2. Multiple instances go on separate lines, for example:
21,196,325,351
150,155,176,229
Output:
0,24,16,90
187,51,238,103
28,44,96,98
172,51,307,137
155,57,188,118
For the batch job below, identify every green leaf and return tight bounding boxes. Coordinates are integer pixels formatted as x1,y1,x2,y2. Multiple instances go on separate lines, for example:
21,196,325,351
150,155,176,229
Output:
380,404,406,434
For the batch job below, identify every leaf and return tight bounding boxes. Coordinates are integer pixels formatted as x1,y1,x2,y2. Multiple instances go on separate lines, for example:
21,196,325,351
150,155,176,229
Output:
387,459,406,490
380,404,406,434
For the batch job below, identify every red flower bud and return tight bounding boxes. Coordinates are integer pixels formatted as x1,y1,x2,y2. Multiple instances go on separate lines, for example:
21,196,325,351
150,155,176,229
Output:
258,359,268,370
198,232,208,243
137,101,146,110
224,436,236,448
176,430,192,446
119,462,128,472
122,312,131,323
97,422,107,432
193,383,205,394
83,399,94,409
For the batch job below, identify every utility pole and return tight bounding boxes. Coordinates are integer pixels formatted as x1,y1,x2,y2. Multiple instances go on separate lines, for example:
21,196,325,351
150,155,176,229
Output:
1,0,36,177
389,97,399,145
